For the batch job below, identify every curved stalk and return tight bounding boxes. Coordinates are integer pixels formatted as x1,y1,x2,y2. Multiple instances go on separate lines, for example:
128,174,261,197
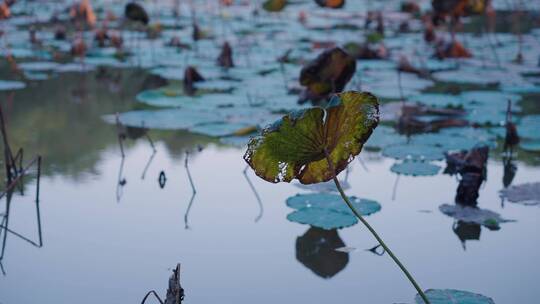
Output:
324,151,430,304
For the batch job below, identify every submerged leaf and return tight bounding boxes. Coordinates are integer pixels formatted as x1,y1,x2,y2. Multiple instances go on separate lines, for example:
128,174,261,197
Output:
244,91,379,184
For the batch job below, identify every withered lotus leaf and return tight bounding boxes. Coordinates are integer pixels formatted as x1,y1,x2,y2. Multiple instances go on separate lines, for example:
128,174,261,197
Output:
244,91,379,184
299,47,356,101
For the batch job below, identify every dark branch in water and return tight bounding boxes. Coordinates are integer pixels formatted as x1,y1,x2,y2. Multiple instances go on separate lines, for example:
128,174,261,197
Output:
141,264,184,304
141,291,164,304
243,165,264,222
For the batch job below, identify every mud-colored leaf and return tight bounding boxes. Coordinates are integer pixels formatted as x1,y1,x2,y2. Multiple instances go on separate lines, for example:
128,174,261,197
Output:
244,91,379,184
299,47,356,101
263,0,287,12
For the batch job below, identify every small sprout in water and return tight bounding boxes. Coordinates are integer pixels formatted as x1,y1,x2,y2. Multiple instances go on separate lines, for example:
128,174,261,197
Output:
244,90,431,303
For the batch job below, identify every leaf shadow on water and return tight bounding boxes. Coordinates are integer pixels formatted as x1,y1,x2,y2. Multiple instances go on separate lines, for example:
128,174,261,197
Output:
295,226,349,279
242,165,264,223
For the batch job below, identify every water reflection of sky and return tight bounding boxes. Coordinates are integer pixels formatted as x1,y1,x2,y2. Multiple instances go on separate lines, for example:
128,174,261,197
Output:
0,139,539,303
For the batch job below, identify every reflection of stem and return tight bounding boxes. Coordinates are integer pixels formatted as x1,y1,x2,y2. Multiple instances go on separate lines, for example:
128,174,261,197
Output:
116,157,126,202
141,290,164,304
324,150,430,304
392,174,401,201
184,192,196,230
145,132,157,152
358,157,369,172
184,151,197,229
141,150,157,180
185,152,196,194
243,165,264,222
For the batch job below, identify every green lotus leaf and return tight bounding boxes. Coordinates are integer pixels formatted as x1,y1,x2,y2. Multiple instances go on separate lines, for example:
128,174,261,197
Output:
415,289,495,304
244,91,379,184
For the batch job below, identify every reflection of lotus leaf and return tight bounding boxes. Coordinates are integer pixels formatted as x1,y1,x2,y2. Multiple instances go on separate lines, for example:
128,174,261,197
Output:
439,204,513,230
499,182,540,206
286,193,381,215
296,227,348,279
415,289,495,304
391,160,441,176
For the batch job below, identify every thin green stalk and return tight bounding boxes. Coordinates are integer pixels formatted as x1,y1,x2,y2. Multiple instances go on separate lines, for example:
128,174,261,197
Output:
324,151,430,304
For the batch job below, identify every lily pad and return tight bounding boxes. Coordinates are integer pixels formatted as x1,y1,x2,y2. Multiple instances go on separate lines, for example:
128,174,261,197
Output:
382,144,445,161
0,80,26,90
499,182,540,206
415,289,495,304
189,122,255,137
390,160,441,176
287,208,357,230
518,115,540,140
439,204,513,230
286,193,381,216
410,93,464,108
244,91,379,184
104,109,222,130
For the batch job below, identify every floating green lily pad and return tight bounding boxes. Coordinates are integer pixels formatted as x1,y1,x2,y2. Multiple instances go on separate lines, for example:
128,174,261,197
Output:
286,193,381,216
189,122,254,137
415,289,495,304
518,115,540,140
391,160,441,176
287,208,357,230
104,109,222,130
382,144,445,161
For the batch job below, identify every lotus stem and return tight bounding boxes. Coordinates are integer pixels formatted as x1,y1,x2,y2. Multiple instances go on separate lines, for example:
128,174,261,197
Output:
324,150,430,304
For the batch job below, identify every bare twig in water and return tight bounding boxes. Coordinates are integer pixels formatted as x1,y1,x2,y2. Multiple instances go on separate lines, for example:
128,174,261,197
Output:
141,264,184,304
243,165,264,222
141,291,164,304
